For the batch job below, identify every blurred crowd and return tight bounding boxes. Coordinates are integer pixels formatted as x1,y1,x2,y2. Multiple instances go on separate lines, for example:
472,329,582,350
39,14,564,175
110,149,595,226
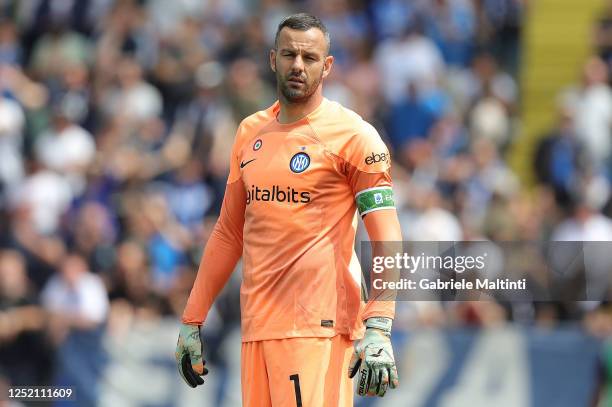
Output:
4,0,612,403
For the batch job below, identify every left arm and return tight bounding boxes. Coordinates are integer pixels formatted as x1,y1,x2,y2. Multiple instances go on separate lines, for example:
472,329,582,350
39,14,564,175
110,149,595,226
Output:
361,209,402,321
348,209,402,397
343,121,402,396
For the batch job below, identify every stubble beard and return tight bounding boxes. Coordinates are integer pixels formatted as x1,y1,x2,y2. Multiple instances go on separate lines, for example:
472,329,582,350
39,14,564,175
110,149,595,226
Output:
277,69,323,104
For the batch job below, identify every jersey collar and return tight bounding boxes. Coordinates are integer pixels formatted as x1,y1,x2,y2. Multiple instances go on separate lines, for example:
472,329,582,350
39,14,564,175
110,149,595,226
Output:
269,97,329,128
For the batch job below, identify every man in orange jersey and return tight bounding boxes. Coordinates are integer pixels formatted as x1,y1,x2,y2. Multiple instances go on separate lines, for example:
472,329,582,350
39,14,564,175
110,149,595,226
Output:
175,13,402,406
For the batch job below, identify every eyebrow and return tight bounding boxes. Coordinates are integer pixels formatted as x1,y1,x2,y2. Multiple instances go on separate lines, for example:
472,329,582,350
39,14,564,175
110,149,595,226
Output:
279,48,321,58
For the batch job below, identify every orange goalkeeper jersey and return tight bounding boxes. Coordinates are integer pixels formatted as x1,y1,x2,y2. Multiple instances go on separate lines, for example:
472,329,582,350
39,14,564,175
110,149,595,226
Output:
183,98,396,342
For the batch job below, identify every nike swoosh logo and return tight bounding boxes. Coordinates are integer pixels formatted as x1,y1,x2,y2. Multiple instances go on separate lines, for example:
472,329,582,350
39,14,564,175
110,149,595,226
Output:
240,158,256,168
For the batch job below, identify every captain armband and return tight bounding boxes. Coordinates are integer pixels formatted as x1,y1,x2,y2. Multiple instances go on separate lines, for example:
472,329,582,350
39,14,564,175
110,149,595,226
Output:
355,186,395,217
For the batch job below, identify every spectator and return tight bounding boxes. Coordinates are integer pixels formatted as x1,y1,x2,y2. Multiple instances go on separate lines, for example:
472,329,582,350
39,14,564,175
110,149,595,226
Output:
343,39,383,120
462,138,518,227
100,55,162,126
225,57,275,123
159,159,214,232
468,89,511,147
0,18,22,65
95,0,158,72
368,0,419,41
424,0,476,67
374,19,445,103
34,103,96,196
534,106,587,207
0,250,49,386
563,57,612,176
29,18,91,83
53,61,94,129
408,188,463,241
386,81,439,164
107,240,157,315
152,16,207,123
552,195,612,241
474,0,523,75
0,94,25,204
41,253,109,407
140,192,191,294
468,52,518,107
314,0,369,67
10,162,72,235
70,201,116,274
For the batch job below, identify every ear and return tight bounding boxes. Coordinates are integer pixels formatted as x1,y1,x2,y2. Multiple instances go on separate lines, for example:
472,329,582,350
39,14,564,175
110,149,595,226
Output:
270,49,277,73
322,54,334,79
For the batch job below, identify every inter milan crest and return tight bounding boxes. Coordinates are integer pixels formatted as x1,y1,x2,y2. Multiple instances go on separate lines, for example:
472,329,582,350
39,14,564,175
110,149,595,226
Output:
289,152,310,173
253,139,262,151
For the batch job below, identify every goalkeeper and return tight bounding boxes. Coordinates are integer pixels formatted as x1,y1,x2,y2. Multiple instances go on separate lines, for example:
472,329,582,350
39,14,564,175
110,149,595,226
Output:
176,13,402,406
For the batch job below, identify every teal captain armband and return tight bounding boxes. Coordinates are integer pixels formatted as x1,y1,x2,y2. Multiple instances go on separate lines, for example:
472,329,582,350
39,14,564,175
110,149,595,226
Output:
355,186,395,217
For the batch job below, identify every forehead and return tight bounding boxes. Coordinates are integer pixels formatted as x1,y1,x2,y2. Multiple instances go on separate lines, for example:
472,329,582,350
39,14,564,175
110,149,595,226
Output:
277,27,327,53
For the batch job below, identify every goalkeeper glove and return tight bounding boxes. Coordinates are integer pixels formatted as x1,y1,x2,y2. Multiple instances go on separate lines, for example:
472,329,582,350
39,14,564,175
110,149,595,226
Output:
348,317,399,397
175,323,208,388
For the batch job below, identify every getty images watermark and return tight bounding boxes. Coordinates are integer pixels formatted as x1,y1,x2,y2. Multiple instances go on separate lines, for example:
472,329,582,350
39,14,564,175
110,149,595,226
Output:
371,252,527,291
360,241,612,301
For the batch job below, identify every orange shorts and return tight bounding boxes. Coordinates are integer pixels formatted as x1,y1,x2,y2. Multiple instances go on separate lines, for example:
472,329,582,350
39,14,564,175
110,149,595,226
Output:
241,335,354,407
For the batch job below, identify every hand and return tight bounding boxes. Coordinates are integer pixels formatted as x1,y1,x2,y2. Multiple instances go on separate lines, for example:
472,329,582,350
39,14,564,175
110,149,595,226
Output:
175,323,208,387
348,317,399,397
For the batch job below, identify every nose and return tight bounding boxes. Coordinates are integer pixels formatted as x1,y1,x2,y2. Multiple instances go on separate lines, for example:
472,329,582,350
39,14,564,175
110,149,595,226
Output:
291,54,305,72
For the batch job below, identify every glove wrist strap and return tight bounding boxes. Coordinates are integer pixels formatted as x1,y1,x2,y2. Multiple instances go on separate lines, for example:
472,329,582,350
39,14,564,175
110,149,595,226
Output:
365,317,392,333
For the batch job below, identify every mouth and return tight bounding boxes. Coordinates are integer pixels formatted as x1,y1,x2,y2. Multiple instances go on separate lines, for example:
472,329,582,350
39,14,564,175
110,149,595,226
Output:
287,76,305,86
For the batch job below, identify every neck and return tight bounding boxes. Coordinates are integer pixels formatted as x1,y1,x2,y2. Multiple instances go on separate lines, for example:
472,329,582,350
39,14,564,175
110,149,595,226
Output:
277,88,323,124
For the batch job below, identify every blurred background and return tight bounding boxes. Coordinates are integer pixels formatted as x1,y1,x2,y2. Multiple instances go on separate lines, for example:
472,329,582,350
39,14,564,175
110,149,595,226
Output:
2,0,612,406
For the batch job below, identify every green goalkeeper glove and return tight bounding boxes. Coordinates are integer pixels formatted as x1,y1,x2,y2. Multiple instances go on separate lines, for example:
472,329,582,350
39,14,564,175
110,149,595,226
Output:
175,323,208,388
348,317,399,397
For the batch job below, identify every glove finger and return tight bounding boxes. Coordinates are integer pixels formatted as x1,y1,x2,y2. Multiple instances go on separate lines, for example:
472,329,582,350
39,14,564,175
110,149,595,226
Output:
358,367,374,396
377,367,389,397
191,357,206,376
181,353,202,387
177,354,193,388
183,353,204,386
175,337,185,365
389,364,399,389
366,368,380,397
348,352,362,378
198,331,208,376
189,348,205,375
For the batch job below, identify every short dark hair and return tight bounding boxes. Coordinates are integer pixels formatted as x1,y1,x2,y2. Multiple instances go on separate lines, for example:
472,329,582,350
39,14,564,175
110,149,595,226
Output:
274,13,330,54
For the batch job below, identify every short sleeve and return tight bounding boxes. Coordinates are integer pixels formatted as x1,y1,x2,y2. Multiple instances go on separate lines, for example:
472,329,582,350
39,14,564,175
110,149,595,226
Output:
345,122,395,217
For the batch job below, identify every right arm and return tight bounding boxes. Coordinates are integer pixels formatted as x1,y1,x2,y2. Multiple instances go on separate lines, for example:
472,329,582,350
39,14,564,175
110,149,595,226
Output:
176,123,249,388
181,130,246,325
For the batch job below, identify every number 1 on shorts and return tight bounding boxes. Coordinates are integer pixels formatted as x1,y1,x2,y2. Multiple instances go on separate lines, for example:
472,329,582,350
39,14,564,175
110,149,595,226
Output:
289,374,302,406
